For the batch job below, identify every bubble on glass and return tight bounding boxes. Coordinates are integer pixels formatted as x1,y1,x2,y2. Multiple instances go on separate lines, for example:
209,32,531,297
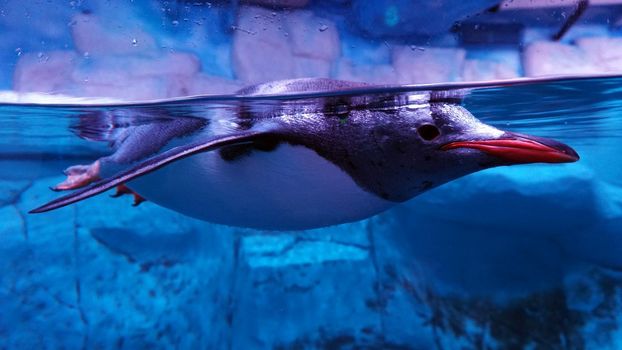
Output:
384,5,399,27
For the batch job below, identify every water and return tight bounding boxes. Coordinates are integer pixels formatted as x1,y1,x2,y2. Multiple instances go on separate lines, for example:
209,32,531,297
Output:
1,76,622,348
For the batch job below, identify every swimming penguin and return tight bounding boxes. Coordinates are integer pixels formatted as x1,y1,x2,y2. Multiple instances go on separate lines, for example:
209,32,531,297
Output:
30,78,579,230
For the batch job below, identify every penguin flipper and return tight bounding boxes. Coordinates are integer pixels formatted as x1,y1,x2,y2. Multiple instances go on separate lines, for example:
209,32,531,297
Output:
30,130,269,214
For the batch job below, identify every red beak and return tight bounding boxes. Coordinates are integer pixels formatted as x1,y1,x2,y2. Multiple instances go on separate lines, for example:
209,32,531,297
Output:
441,132,579,164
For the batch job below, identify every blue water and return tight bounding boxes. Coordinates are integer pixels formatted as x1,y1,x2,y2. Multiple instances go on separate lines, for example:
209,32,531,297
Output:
1,76,622,349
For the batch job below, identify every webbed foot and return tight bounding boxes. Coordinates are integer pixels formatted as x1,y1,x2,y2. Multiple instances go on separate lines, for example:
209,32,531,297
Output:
52,161,101,191
112,184,146,207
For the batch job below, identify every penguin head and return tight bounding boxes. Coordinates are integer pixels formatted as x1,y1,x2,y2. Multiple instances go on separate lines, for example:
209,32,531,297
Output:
420,102,578,165
381,98,579,201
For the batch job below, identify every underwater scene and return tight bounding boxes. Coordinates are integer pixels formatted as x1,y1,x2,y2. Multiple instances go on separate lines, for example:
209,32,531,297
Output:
2,1,622,349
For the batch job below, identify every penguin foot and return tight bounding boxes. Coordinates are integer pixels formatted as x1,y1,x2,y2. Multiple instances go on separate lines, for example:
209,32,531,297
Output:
52,161,101,191
111,184,146,207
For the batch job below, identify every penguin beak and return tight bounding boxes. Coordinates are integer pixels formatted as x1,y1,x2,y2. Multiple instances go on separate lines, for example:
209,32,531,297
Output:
441,132,580,164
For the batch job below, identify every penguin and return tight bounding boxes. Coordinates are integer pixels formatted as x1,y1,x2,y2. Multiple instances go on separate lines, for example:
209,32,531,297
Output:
30,78,579,230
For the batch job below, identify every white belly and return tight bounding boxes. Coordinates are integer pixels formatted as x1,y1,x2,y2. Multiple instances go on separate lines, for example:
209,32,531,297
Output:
126,144,393,230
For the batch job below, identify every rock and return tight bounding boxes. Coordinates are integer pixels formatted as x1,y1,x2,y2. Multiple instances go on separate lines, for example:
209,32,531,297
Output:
70,13,158,56
183,74,242,95
12,51,78,93
76,77,169,100
339,32,392,66
462,49,521,81
0,1,75,63
241,0,310,8
128,52,201,78
577,37,622,73
363,215,439,348
412,164,598,233
523,41,599,76
13,49,204,99
71,53,200,84
2,178,86,349
71,184,236,348
0,1,75,88
0,174,237,348
232,6,340,83
392,46,466,84
240,229,369,269
296,219,371,248
0,205,26,249
228,218,410,348
191,43,234,79
285,10,340,61
231,244,382,348
351,0,499,38
0,2,74,42
232,6,296,83
0,180,31,207
293,57,332,78
88,227,201,266
335,59,398,84
463,59,519,81
286,10,340,78
366,163,622,348
370,163,621,298
69,52,202,99
522,25,611,47
569,181,622,270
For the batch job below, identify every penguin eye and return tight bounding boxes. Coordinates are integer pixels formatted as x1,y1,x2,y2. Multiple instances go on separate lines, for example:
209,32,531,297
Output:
417,124,440,141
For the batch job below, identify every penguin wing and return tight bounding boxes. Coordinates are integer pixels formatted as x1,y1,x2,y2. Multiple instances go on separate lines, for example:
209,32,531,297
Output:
71,109,207,153
30,130,269,213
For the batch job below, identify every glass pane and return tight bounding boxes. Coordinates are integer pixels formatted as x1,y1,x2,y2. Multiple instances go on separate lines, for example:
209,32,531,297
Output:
1,1,621,348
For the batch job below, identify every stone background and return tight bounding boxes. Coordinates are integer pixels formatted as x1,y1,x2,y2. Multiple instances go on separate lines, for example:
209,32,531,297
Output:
2,1,622,99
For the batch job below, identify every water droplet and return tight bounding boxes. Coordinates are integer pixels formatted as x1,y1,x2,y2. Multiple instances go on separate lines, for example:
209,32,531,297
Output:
15,48,22,56
318,24,328,32
131,38,138,46
385,5,399,27
172,20,179,26
36,52,49,62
